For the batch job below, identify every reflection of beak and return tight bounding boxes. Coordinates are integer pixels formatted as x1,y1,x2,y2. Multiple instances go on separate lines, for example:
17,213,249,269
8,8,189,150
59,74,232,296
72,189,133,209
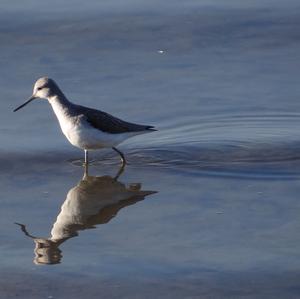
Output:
13,95,37,112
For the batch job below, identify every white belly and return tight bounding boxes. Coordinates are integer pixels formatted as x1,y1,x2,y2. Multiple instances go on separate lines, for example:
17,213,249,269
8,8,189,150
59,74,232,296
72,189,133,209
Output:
57,114,142,150
65,123,138,149
50,99,147,150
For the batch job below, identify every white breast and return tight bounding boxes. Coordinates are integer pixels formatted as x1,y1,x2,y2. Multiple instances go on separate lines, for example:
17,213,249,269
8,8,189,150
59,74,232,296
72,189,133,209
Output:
49,97,147,150
50,99,76,142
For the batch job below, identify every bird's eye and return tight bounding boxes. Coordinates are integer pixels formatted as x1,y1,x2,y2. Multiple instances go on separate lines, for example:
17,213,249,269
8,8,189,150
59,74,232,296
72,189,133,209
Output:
37,87,42,90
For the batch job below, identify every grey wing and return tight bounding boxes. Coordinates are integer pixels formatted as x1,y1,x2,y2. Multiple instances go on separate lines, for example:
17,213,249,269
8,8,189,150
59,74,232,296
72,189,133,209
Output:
78,106,156,134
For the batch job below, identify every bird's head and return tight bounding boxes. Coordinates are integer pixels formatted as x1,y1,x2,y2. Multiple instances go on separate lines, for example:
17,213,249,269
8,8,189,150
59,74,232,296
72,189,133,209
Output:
14,77,61,112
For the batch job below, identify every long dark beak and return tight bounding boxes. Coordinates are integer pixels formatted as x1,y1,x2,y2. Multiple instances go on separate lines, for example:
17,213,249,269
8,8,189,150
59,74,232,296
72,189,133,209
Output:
13,96,37,112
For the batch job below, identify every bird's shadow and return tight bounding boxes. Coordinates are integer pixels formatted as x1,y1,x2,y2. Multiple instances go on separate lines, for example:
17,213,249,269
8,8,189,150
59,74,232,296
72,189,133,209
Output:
15,164,157,265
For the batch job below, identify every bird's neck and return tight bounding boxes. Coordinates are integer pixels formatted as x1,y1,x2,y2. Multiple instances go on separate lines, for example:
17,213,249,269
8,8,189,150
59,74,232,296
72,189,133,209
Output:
48,94,70,107
47,95,74,123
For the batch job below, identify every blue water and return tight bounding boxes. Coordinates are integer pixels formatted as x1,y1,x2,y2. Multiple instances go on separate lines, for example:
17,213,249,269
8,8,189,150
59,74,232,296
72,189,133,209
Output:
1,1,300,298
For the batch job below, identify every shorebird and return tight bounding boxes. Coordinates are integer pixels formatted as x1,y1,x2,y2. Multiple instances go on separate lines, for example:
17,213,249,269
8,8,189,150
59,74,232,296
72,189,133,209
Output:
14,77,156,165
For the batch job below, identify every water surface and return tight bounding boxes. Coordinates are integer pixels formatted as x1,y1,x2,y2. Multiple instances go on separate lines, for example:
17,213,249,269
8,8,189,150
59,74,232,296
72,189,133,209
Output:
1,0,300,298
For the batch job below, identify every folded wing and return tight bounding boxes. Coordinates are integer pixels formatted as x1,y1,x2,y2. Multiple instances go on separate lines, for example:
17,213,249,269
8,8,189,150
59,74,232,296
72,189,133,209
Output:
77,105,156,134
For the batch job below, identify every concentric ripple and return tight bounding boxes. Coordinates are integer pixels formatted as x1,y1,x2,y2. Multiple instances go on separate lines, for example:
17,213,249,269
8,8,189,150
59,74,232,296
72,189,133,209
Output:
5,113,300,180
126,113,300,179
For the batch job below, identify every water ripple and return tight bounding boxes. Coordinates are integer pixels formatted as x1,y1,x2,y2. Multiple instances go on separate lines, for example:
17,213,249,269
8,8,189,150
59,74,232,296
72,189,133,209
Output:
4,113,300,180
126,113,300,179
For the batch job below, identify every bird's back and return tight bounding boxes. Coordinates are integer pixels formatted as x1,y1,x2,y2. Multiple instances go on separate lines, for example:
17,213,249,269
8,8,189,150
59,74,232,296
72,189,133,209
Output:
75,105,156,134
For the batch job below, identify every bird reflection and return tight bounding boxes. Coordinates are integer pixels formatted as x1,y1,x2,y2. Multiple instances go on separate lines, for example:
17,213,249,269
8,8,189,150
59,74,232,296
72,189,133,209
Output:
16,165,156,265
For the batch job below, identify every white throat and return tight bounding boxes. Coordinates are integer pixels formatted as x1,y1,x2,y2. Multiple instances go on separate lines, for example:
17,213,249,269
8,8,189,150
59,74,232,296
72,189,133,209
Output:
47,96,74,140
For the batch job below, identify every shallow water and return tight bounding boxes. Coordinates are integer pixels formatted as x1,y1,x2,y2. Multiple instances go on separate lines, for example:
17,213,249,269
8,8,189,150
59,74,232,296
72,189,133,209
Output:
1,0,300,298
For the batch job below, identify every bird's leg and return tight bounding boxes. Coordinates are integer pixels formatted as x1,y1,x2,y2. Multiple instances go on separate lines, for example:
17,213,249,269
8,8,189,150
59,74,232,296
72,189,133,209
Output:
112,147,127,166
84,149,89,165
84,149,90,176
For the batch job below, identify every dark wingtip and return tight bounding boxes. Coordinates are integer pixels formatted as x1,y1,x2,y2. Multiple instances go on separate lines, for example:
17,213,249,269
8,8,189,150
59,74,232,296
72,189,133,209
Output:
146,126,157,132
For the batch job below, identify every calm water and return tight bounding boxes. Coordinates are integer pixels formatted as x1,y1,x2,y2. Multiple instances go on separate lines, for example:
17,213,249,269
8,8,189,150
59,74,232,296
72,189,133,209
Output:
1,1,300,298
